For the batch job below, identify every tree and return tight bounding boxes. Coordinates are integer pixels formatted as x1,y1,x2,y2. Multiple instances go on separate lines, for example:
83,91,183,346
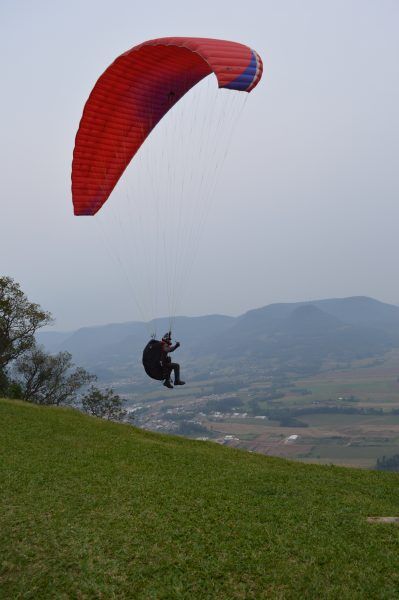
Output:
81,386,127,422
0,367,8,394
205,397,243,413
177,420,208,436
376,454,399,472
13,346,94,405
0,276,52,369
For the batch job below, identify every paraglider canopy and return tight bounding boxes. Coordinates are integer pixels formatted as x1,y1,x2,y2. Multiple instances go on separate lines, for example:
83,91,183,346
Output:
72,37,263,217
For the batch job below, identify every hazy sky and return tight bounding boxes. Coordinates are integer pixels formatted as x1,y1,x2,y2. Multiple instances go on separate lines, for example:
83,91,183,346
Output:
1,0,399,330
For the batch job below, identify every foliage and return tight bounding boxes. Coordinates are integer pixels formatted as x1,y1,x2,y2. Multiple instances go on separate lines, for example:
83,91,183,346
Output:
5,381,24,400
264,405,385,422
205,396,243,413
278,417,308,427
248,398,267,416
176,420,208,436
290,387,312,396
376,454,399,472
0,367,8,395
13,346,94,405
266,390,286,400
0,276,52,369
81,385,127,421
162,410,197,422
1,398,399,598
212,381,244,394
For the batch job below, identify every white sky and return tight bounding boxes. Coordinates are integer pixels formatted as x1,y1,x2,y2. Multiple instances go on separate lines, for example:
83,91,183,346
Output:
1,0,399,330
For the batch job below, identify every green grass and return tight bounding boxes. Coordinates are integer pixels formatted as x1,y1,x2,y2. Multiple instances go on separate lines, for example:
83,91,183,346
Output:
1,398,399,599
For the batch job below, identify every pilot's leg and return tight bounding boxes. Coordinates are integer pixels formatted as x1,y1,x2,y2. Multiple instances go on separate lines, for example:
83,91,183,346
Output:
170,363,185,385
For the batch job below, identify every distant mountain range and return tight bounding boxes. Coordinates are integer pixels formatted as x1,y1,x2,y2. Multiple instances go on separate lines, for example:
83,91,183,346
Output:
37,297,399,382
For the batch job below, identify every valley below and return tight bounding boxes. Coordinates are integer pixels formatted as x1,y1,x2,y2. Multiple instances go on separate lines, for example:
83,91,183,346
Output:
115,350,399,469
38,296,399,469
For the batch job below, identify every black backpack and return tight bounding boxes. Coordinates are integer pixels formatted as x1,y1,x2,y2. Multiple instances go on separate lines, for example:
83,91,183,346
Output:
142,340,165,381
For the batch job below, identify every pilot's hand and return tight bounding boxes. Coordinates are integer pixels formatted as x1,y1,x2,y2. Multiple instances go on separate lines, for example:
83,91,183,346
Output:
175,341,180,348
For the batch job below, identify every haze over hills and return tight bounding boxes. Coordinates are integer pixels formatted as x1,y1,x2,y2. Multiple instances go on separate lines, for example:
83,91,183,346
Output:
37,296,399,382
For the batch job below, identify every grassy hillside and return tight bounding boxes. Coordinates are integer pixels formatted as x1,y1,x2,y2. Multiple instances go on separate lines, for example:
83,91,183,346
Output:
1,399,399,599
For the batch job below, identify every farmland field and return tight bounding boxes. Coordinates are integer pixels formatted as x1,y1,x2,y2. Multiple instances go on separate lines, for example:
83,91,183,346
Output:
209,357,399,467
128,351,399,469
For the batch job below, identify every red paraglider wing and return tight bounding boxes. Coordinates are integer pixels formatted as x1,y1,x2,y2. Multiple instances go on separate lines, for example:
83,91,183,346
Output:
72,37,263,216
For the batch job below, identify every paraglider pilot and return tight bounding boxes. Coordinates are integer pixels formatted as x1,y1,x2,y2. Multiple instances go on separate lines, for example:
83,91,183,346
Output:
142,332,185,389
160,332,185,389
